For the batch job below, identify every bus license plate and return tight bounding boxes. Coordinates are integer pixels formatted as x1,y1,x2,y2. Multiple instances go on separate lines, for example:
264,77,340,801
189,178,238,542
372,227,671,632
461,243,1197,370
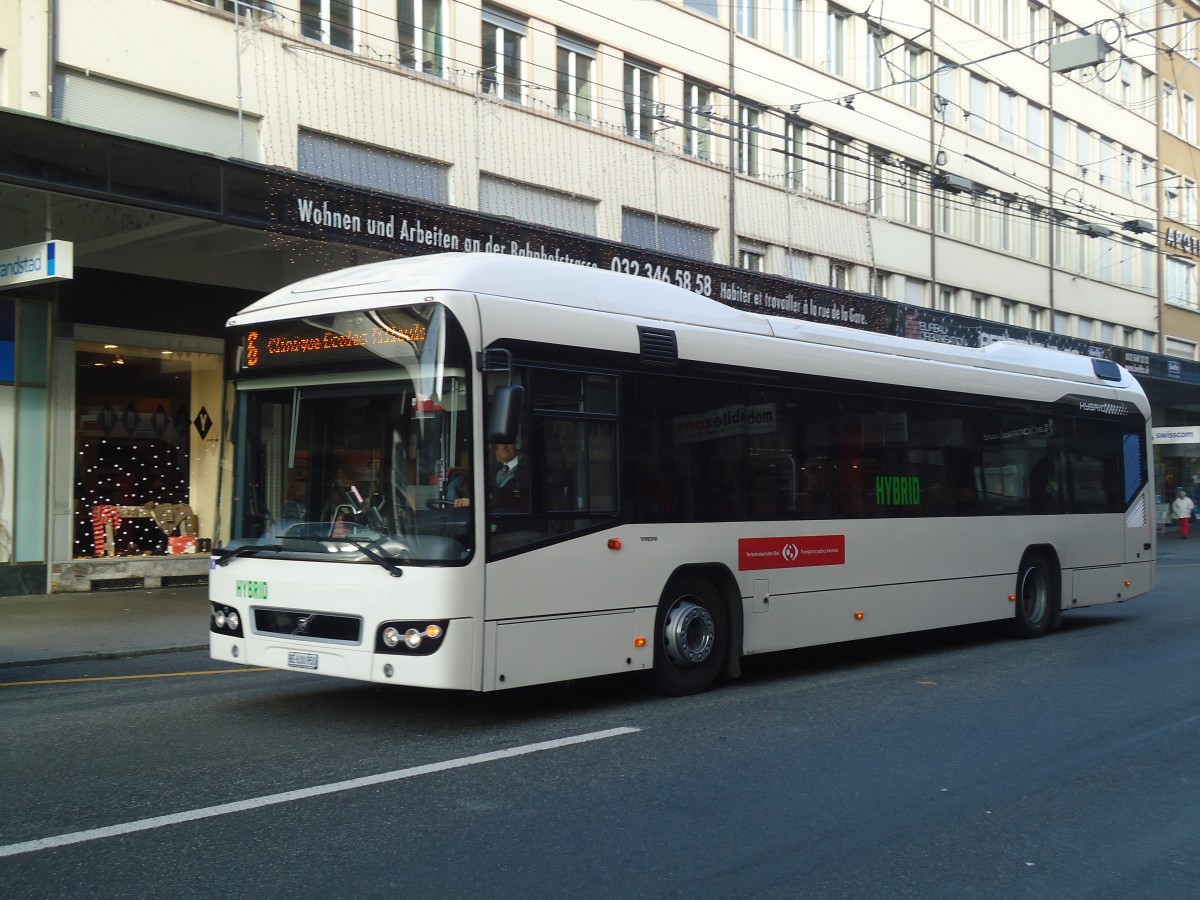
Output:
287,651,319,670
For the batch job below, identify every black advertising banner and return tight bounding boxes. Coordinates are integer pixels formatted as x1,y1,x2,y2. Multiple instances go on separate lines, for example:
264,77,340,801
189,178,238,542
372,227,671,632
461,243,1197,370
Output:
227,167,901,336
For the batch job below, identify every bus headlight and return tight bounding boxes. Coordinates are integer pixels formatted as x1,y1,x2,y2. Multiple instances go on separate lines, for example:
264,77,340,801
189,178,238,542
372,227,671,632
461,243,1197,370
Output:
375,620,450,655
210,603,245,638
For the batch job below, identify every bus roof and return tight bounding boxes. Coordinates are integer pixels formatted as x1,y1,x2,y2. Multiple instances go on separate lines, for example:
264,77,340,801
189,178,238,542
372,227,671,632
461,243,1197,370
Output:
233,252,1142,396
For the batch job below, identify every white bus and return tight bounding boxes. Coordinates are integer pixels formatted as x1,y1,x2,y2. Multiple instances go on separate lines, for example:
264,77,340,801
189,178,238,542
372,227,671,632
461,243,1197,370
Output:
210,253,1155,695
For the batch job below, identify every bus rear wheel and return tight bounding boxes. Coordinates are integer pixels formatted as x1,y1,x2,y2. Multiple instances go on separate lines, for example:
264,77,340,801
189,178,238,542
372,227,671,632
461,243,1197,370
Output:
652,574,727,696
1014,552,1058,638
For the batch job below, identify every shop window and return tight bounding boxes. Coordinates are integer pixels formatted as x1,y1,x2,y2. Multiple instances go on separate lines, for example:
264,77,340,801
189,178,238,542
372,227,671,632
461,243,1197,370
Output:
74,343,222,559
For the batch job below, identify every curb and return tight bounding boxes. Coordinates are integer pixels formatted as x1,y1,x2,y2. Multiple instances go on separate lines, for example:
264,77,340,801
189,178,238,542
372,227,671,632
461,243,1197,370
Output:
0,644,209,671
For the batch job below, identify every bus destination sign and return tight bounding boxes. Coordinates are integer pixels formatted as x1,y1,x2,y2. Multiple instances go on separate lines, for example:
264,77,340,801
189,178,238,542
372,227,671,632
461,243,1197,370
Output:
232,313,428,376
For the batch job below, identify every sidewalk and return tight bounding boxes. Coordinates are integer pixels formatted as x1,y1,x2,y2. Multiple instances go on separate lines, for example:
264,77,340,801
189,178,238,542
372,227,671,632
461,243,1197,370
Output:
0,534,1196,669
0,584,211,668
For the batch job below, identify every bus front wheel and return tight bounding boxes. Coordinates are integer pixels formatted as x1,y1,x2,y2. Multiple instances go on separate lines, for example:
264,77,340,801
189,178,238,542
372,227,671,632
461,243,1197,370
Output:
652,574,728,696
1014,552,1058,638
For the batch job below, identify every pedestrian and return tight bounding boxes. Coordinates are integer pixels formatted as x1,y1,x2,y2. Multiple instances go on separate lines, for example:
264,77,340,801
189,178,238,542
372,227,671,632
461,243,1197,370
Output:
1172,489,1195,539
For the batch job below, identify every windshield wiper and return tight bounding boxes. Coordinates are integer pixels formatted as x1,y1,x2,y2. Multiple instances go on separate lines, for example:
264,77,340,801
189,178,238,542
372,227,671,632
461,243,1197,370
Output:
214,544,285,567
343,539,405,578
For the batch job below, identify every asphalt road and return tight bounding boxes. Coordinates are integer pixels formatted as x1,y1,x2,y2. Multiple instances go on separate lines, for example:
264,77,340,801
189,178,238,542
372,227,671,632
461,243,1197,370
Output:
1,552,1197,899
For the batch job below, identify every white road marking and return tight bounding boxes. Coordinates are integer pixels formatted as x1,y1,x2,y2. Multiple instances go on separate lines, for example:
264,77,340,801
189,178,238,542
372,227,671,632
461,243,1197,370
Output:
0,726,640,858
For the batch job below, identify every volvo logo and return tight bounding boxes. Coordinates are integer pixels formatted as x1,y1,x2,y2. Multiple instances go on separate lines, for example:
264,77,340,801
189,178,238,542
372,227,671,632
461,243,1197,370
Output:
293,615,312,636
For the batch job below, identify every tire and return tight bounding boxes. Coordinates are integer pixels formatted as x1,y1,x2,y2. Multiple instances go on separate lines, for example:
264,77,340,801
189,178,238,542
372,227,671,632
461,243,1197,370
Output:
1014,552,1058,638
651,573,728,696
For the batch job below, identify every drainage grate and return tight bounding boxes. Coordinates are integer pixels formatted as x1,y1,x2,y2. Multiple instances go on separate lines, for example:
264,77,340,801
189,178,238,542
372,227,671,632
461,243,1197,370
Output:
91,577,145,592
161,574,208,588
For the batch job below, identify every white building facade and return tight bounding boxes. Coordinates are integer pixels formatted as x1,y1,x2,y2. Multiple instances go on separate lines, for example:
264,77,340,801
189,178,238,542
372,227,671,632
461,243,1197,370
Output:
0,0,1195,592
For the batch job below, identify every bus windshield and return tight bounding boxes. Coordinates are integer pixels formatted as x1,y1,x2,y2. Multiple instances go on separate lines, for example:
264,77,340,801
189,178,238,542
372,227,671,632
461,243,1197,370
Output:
226,303,474,566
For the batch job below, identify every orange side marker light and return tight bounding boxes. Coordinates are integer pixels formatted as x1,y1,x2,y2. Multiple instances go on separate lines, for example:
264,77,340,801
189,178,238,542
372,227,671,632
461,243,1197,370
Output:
854,611,864,620
1008,594,1016,603
607,538,622,550
634,637,647,648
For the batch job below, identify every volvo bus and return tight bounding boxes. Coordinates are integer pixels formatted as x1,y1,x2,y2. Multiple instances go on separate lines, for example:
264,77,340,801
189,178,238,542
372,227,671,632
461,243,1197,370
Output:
210,253,1154,695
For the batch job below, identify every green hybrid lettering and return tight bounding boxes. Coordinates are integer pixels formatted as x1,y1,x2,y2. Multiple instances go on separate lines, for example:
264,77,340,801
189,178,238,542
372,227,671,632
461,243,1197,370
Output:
235,579,269,600
875,476,921,506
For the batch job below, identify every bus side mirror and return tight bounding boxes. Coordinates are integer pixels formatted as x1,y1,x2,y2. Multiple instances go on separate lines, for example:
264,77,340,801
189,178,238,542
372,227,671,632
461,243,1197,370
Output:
488,385,525,444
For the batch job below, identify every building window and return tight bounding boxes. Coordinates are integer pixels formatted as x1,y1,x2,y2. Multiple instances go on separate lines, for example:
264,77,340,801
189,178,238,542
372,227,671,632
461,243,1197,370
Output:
998,90,1014,148
1166,336,1198,360
784,1,804,57
737,101,761,176
827,6,849,76
1185,94,1197,143
684,80,713,161
622,208,714,261
1076,125,1091,179
480,174,597,235
973,294,989,319
1026,101,1044,159
936,59,956,112
867,149,886,215
72,339,223,562
785,118,806,190
557,34,595,123
936,286,956,313
1166,256,1198,309
1052,115,1068,170
481,5,525,104
302,0,354,51
684,0,719,16
1098,137,1113,186
903,163,922,225
830,261,851,290
736,0,758,39
739,243,765,271
902,45,924,108
1029,307,1043,331
1027,2,1046,50
624,59,657,141
1002,300,1015,324
969,75,988,135
867,27,886,91
828,135,849,202
971,196,987,244
398,0,445,75
298,129,449,202
937,192,954,235
1164,84,1178,135
785,250,811,281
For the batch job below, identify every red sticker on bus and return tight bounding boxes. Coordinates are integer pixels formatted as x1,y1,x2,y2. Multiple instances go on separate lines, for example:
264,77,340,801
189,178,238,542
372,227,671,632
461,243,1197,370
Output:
738,535,846,570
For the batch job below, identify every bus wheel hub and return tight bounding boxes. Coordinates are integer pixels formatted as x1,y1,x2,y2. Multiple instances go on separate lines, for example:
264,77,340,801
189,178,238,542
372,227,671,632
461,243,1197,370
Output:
664,600,715,667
